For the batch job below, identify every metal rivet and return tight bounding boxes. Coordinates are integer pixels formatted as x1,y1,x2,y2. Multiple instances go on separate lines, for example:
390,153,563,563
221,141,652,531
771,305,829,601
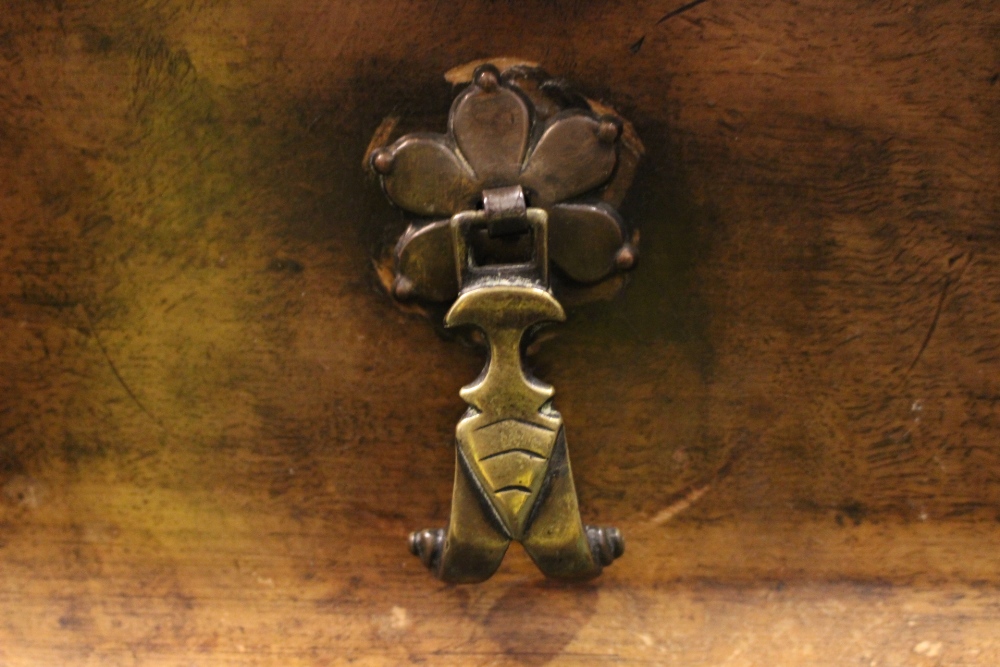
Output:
393,275,414,300
474,65,500,92
371,149,394,175
597,119,621,144
614,244,637,270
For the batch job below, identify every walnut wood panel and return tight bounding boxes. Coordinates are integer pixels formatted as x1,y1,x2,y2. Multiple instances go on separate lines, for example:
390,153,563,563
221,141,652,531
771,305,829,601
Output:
1,0,999,664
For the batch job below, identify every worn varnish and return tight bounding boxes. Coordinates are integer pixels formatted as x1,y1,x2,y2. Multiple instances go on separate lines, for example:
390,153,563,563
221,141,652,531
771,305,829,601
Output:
1,0,999,664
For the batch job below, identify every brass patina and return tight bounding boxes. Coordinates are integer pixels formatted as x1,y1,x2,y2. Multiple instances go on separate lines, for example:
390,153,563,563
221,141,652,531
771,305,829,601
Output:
369,62,640,582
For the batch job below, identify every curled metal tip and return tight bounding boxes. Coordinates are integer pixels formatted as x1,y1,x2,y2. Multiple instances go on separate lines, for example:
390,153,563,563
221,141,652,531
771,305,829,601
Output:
586,525,625,566
408,528,445,570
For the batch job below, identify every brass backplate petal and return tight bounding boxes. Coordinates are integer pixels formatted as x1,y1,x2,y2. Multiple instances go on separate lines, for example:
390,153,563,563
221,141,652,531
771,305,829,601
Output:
381,134,480,217
548,202,627,284
451,85,531,187
519,112,617,207
395,220,458,302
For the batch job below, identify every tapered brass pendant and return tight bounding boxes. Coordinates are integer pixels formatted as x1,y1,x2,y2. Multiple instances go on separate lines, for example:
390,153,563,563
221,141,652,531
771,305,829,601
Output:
368,61,641,582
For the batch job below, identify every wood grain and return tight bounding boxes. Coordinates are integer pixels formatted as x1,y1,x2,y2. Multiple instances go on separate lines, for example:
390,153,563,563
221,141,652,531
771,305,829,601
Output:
1,0,998,663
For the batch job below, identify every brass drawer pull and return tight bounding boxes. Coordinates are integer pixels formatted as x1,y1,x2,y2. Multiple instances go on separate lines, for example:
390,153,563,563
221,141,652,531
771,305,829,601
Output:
369,62,640,582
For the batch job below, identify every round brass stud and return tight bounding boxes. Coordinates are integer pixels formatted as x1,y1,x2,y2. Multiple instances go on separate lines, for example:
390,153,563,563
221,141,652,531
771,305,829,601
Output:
597,119,621,144
371,148,394,175
614,244,637,270
392,275,415,300
474,66,500,92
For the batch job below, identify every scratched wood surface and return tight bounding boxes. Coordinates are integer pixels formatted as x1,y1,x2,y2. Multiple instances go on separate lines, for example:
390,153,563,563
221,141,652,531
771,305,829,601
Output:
1,0,999,664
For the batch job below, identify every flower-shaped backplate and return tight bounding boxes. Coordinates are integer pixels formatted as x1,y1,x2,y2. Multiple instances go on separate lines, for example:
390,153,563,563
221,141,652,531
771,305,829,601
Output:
369,62,643,304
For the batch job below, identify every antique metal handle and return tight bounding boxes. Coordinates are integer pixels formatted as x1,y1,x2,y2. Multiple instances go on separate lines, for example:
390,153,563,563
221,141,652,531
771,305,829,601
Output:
368,62,641,582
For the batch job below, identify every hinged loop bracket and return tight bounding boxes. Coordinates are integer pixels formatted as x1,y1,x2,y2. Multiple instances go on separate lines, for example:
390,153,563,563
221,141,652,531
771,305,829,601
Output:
370,61,635,582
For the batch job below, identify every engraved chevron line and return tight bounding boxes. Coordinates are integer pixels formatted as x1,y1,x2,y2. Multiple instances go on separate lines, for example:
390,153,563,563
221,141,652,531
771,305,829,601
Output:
474,417,555,432
479,448,548,462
